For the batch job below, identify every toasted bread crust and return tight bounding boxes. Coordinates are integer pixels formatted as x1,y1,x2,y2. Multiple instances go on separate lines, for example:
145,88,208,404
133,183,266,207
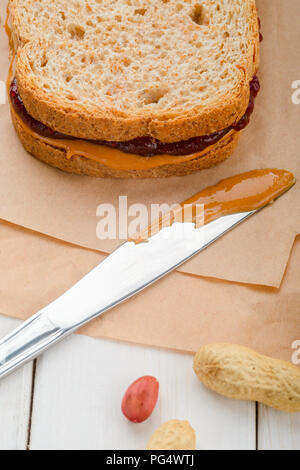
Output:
16,59,251,143
11,108,240,178
13,0,260,143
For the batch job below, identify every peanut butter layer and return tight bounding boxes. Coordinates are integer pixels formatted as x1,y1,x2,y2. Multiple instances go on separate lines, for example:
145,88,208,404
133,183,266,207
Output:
10,77,260,157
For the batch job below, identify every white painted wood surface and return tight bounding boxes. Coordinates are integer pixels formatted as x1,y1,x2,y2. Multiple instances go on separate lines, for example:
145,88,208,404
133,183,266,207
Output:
29,334,255,450
0,317,33,450
258,405,300,450
0,314,299,450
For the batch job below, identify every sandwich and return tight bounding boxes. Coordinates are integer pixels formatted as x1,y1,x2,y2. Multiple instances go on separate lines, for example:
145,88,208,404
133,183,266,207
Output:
7,0,260,178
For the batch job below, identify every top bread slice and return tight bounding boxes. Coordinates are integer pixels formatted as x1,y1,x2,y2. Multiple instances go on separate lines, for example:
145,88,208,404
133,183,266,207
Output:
10,0,260,143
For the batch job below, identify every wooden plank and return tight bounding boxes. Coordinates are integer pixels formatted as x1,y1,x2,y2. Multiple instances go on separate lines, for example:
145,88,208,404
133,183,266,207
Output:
0,316,33,450
29,335,256,450
258,405,300,450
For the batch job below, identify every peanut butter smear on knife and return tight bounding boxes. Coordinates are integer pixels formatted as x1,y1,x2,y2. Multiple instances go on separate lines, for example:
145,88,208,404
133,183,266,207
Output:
131,169,296,243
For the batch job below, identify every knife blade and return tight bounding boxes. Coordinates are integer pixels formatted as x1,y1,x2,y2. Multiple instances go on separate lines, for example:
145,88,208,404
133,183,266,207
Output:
0,171,294,379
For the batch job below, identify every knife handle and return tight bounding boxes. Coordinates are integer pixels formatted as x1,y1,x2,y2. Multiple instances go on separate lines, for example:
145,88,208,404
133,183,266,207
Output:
0,312,68,379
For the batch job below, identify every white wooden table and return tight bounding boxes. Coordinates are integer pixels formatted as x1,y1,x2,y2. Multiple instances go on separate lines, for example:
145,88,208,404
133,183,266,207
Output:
0,315,299,450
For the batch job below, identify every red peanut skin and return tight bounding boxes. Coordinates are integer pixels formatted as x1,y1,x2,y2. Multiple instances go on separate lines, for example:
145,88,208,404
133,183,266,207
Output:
121,376,159,423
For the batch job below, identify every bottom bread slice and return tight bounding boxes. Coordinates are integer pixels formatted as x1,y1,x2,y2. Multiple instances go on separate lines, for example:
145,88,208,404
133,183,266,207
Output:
12,110,240,179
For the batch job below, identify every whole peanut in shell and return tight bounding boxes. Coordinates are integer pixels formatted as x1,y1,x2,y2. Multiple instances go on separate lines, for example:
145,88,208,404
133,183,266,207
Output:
193,343,300,413
146,420,196,450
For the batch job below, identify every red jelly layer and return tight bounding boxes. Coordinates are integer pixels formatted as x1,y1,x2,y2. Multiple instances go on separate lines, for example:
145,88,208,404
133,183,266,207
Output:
10,77,260,157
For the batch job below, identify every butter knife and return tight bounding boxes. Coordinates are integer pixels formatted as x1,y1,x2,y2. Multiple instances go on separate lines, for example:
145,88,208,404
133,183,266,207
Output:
0,170,295,379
